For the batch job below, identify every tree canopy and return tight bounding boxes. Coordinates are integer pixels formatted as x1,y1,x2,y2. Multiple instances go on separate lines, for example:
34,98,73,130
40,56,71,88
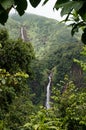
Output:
0,29,35,74
0,1,86,129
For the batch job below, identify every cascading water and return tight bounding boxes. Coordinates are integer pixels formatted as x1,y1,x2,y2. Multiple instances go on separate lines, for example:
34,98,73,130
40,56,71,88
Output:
46,75,52,109
20,27,25,41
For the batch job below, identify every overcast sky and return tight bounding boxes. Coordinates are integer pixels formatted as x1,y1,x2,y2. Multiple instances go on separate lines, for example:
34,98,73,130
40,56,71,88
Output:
26,0,62,21
11,0,63,21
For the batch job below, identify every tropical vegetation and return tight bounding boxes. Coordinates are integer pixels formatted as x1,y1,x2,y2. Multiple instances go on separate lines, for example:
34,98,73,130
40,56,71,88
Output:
0,1,86,129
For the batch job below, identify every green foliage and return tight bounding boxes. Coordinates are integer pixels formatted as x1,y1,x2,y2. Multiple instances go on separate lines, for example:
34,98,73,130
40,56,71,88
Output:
0,68,29,108
0,0,86,45
5,13,82,59
0,0,28,25
81,28,86,44
0,29,35,130
23,107,60,130
27,59,47,104
23,79,86,130
29,0,41,8
74,46,86,73
0,10,86,130
55,1,83,16
0,0,41,24
0,29,35,74
0,29,8,42
0,68,32,130
54,0,86,44
4,86,34,130
15,0,27,16
24,44,86,129
43,0,49,5
5,14,83,103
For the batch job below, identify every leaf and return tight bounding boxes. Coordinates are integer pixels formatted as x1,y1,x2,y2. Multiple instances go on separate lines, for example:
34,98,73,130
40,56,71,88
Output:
24,122,32,127
55,1,84,16
81,28,86,44
48,126,57,130
29,0,41,8
1,79,6,85
71,24,79,36
78,3,86,22
15,0,27,16
15,72,29,78
54,0,69,10
61,1,84,16
0,89,2,92
33,124,39,130
56,0,69,5
1,0,14,10
42,0,49,5
0,4,8,25
0,10,8,25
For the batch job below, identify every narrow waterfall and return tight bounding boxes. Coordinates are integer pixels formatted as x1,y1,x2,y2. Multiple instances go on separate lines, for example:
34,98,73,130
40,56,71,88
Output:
20,27,25,41
46,75,52,109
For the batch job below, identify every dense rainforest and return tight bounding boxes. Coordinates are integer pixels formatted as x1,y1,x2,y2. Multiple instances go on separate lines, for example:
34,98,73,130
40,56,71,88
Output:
0,13,86,130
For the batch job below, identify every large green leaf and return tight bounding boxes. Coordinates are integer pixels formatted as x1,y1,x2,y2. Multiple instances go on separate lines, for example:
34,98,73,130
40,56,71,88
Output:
55,1,84,16
0,10,8,25
14,0,27,16
56,0,69,5
78,3,86,22
54,0,69,10
1,0,14,10
29,0,41,8
62,1,83,16
0,0,14,25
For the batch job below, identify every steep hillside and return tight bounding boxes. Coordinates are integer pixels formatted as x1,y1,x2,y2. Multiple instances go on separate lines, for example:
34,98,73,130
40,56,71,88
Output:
0,13,85,130
0,13,83,104
4,13,81,58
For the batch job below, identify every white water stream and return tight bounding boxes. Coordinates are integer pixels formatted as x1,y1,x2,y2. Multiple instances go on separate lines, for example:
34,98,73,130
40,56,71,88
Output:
20,27,25,41
46,75,51,109
20,26,51,109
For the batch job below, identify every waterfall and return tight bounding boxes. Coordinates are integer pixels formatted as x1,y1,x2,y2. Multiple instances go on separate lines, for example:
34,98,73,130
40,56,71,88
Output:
46,75,52,109
20,27,25,41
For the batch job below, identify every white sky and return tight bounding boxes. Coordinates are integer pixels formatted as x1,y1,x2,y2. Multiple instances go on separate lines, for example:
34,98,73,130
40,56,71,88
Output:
26,0,62,21
11,0,63,21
